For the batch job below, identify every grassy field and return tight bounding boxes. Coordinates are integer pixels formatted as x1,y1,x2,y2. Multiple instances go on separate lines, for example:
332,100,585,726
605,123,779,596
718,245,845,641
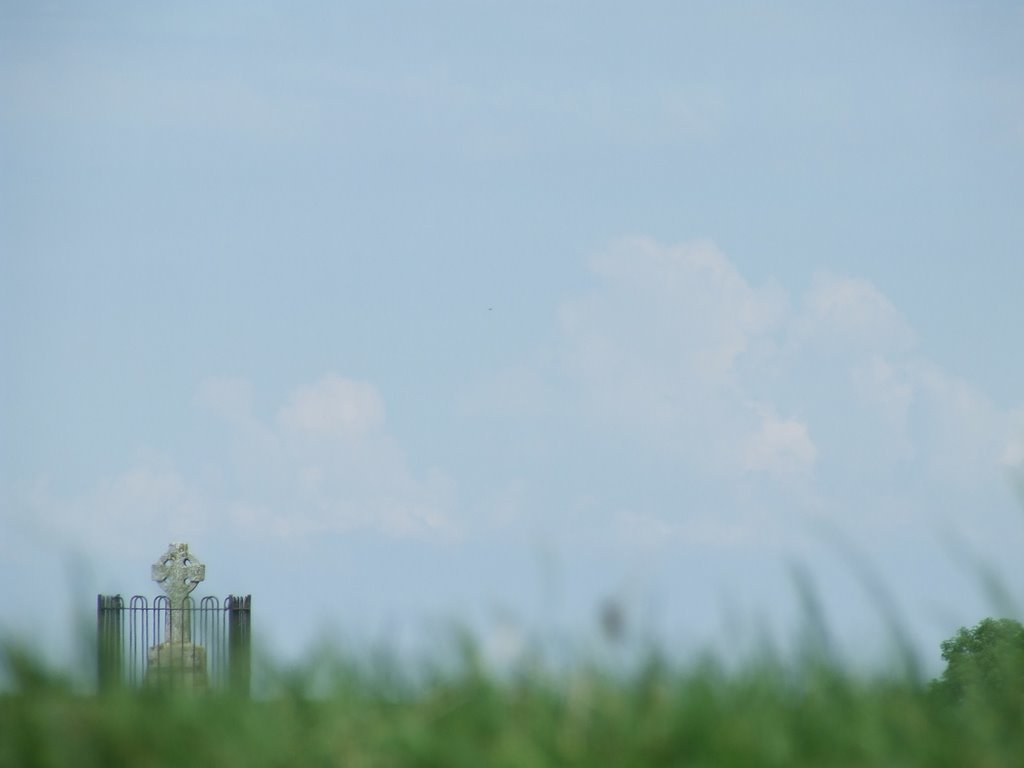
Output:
2,636,1023,768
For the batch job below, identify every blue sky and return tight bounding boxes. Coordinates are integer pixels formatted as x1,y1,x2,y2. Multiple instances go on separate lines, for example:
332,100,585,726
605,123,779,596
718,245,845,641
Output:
2,1,1024,672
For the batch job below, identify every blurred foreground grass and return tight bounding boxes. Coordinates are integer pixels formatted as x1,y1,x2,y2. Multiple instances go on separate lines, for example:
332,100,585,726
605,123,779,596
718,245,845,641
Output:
2,637,1023,768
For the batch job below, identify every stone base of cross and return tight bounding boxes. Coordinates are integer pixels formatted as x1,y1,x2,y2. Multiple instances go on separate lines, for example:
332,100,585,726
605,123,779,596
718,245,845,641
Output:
146,642,209,691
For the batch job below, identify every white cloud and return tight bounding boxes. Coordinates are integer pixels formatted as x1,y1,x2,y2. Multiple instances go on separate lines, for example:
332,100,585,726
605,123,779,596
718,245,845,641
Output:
21,461,208,557
796,274,916,354
742,413,817,474
541,237,1024,552
18,374,453,557
911,363,1008,486
277,375,385,439
216,374,455,538
556,240,1020,488
557,238,787,467
851,357,915,429
570,237,786,382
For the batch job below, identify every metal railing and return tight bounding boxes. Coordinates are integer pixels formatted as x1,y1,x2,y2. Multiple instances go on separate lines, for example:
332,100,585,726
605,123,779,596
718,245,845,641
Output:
97,594,251,695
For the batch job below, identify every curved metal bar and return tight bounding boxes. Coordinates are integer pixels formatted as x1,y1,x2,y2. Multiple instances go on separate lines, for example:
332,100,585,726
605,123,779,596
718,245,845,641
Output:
153,595,169,645
127,595,148,686
200,596,220,685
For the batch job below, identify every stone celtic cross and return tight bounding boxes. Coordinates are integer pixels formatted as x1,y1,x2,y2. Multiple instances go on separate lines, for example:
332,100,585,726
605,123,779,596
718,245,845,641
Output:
152,542,206,644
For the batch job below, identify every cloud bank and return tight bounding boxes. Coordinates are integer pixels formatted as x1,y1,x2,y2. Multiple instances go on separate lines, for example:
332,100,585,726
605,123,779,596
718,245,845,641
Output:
467,237,1024,559
9,238,1022,659
19,374,456,558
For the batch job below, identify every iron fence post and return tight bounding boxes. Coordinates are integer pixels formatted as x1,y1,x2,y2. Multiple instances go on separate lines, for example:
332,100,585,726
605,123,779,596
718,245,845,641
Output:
96,594,124,692
227,594,252,697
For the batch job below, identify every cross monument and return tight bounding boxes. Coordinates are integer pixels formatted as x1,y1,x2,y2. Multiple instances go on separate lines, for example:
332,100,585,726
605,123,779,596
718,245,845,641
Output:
146,542,209,690
152,542,205,643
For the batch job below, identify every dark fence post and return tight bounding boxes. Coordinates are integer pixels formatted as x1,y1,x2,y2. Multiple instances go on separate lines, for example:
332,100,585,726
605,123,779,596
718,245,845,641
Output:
227,595,251,696
96,594,124,692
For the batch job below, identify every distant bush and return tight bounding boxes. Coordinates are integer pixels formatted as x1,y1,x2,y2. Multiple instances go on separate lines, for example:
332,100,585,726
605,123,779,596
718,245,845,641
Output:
931,617,1024,712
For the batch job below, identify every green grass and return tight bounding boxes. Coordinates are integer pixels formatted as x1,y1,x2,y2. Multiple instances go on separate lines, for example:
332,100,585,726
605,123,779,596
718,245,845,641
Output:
2,638,1023,768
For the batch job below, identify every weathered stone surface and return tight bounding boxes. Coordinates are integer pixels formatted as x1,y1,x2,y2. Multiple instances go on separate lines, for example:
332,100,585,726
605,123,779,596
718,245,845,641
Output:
146,542,208,690
151,542,205,644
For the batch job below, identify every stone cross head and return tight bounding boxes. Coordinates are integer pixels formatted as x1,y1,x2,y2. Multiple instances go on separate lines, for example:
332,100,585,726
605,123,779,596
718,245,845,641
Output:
152,542,206,643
